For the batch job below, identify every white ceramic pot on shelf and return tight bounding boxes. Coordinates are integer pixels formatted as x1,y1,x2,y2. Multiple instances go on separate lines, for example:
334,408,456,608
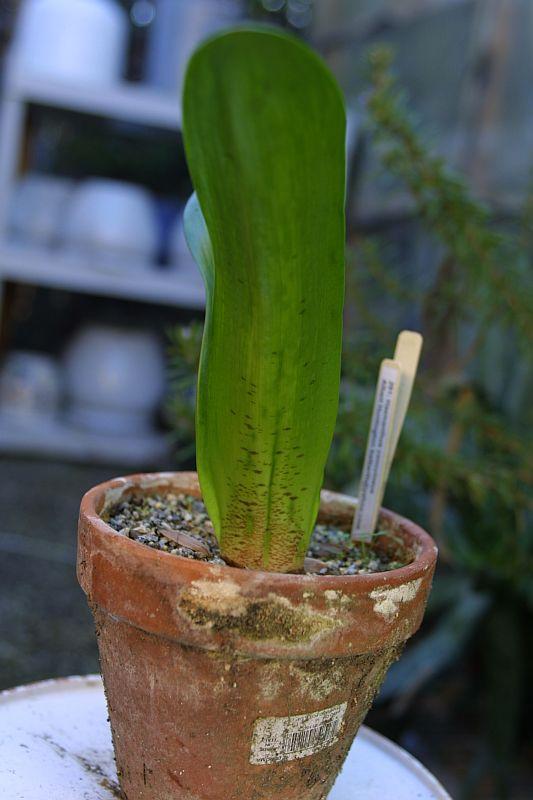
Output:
0,351,62,423
63,325,166,436
145,0,242,93
11,0,128,86
62,179,158,273
8,174,73,249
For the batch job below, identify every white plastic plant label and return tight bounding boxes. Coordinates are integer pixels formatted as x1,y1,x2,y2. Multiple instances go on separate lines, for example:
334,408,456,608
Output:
352,359,401,542
250,702,347,764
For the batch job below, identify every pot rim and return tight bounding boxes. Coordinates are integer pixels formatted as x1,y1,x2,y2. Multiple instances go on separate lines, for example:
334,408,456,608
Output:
78,471,437,657
79,470,437,589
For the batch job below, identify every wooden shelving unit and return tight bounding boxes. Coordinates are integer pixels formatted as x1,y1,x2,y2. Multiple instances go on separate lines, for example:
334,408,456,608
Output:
0,61,203,464
0,244,205,308
0,414,171,466
5,72,182,131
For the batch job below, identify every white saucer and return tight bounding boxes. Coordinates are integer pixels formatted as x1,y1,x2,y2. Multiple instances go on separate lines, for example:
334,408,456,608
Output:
0,675,451,799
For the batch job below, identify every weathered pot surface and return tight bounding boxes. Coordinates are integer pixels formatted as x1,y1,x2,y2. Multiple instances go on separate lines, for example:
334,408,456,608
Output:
78,471,437,800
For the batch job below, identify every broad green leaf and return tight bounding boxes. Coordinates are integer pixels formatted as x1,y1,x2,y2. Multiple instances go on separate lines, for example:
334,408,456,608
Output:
183,28,346,572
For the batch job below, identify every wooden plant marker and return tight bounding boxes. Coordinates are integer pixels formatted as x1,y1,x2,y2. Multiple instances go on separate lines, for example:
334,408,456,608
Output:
383,331,423,494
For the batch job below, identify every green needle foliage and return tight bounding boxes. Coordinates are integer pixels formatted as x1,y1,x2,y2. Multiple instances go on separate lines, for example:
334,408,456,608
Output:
182,28,346,572
333,48,532,797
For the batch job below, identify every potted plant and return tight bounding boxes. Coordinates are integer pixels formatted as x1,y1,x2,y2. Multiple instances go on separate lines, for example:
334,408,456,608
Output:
77,27,437,800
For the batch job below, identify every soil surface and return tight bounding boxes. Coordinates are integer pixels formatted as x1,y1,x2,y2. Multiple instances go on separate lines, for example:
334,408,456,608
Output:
104,492,409,575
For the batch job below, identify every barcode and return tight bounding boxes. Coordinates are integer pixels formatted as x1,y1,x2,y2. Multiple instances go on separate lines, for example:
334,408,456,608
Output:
282,721,336,754
250,702,347,764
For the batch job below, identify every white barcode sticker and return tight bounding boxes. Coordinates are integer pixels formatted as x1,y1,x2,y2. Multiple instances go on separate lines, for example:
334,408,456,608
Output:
250,702,347,764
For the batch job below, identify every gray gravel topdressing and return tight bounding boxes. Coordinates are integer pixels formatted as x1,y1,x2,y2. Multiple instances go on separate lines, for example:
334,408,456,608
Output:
104,493,409,575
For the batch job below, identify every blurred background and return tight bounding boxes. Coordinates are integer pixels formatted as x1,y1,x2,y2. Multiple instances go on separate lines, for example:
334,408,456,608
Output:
0,2,531,798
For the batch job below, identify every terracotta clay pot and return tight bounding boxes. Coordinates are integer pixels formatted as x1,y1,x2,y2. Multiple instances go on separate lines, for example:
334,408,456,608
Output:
77,472,437,800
